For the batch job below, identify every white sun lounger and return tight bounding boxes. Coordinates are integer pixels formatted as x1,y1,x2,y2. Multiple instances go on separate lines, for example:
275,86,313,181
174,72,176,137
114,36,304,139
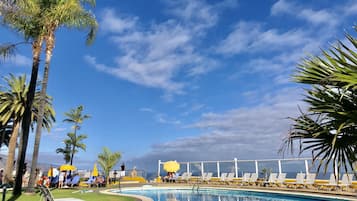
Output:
339,173,354,191
264,173,277,186
275,173,286,187
225,172,235,184
304,173,316,189
318,173,338,191
241,173,251,185
201,172,213,183
248,173,258,186
286,173,305,188
219,173,228,183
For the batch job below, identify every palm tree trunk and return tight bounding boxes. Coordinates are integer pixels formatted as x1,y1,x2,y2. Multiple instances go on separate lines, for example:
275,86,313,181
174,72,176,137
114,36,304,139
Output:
70,126,77,166
13,38,43,196
4,120,20,184
27,32,55,192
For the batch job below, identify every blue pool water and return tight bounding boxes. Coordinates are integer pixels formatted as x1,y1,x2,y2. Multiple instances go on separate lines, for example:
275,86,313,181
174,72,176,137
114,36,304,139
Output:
116,188,350,201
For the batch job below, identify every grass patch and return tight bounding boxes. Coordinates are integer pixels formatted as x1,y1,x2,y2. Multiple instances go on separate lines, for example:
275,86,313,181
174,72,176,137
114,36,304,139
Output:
3,188,136,201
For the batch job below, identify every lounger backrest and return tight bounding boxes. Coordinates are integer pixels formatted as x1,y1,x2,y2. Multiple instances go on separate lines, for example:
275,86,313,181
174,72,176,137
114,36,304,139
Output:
242,173,251,182
296,173,305,184
305,173,316,184
277,173,286,183
328,174,338,185
249,173,258,182
180,172,188,179
267,173,277,183
226,173,235,181
201,172,208,180
220,173,228,181
188,172,192,178
205,172,213,180
71,175,80,185
341,173,354,185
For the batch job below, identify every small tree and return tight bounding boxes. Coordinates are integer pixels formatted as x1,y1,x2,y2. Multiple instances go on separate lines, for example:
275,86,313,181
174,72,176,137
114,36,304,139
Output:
97,147,121,185
63,132,87,165
63,105,90,165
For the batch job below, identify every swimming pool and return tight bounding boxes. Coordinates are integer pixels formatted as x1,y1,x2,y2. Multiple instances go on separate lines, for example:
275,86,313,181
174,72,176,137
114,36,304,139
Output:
110,187,352,201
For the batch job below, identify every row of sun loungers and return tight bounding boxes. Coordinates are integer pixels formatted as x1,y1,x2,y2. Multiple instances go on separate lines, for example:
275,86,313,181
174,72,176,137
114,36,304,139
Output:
176,172,355,191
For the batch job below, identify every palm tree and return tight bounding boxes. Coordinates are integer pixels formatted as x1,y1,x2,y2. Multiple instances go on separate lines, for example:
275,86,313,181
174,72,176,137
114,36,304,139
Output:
0,1,46,194
63,105,90,165
97,147,121,185
28,0,97,191
63,132,88,165
0,74,55,184
281,28,357,176
56,143,72,164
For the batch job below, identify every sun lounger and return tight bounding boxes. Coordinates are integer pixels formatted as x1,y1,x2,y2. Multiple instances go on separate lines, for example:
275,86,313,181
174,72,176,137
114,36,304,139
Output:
178,172,192,183
201,172,208,182
248,173,258,186
225,173,235,184
318,173,338,191
275,173,286,187
70,175,80,187
285,173,305,188
85,176,96,187
240,173,251,185
201,172,213,183
178,172,187,183
339,173,354,191
219,173,228,184
264,173,277,187
304,173,316,189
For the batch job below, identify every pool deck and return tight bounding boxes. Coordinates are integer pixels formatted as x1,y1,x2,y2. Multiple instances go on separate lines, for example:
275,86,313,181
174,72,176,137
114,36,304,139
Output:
101,182,357,201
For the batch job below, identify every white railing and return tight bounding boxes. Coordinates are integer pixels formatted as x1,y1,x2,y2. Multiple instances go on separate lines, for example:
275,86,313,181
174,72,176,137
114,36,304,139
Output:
158,158,315,178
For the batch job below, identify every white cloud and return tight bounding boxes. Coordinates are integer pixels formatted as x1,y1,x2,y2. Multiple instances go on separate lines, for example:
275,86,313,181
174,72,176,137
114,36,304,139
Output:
88,4,229,96
3,54,32,67
164,0,238,32
216,21,310,55
139,107,181,125
271,0,338,27
270,0,293,15
129,88,307,171
100,8,137,33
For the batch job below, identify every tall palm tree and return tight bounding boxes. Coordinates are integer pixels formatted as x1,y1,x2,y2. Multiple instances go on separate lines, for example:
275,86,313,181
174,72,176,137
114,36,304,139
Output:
63,132,87,165
0,1,46,194
63,105,90,165
28,0,97,191
281,28,357,176
56,143,71,164
97,147,121,185
0,74,55,183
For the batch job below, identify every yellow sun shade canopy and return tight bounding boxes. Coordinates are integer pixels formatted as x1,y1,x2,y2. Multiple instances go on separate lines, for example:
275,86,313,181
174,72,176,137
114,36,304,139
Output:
163,161,180,172
59,164,76,171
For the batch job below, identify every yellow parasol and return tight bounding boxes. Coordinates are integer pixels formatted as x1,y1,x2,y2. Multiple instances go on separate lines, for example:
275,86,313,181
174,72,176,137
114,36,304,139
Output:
59,164,76,171
92,163,98,177
163,161,180,172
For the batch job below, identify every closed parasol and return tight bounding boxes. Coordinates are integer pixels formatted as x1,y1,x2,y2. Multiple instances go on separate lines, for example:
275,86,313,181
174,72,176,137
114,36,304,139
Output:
47,167,59,177
163,161,180,172
92,163,98,177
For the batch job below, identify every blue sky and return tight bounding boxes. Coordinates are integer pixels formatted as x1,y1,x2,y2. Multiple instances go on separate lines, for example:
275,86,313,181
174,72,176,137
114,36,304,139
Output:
0,0,356,172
